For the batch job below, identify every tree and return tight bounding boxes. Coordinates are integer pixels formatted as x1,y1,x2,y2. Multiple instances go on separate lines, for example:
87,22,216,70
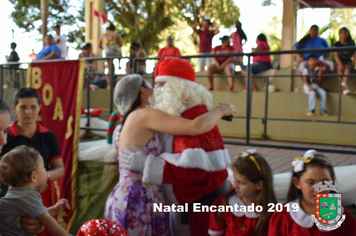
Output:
105,0,174,55
104,0,239,54
9,0,77,42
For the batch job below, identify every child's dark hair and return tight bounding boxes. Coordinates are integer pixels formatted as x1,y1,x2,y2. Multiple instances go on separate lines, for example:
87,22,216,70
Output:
0,99,11,115
257,33,269,48
287,152,334,202
11,42,17,49
0,145,41,187
307,54,317,60
13,87,41,106
298,25,319,48
235,21,247,45
217,151,276,236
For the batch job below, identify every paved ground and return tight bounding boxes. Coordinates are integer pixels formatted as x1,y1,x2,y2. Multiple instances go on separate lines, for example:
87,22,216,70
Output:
223,137,356,174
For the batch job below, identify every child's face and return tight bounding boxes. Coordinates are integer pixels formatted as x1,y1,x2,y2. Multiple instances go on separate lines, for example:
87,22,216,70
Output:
307,57,317,69
233,170,262,204
34,157,47,186
0,112,10,154
293,166,334,209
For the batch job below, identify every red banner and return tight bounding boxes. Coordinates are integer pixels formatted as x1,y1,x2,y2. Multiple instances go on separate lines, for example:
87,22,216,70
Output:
26,60,84,230
296,0,356,8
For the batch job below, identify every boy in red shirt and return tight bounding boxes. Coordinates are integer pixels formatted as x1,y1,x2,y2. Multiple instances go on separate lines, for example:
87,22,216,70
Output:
206,35,235,92
192,19,220,72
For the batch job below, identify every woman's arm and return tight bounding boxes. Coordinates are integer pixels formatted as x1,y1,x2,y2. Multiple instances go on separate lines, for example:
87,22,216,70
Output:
21,214,44,235
37,213,72,236
135,103,235,136
252,45,264,52
221,57,233,70
116,34,123,47
333,48,342,66
48,158,64,181
42,52,59,60
212,50,219,66
293,46,305,64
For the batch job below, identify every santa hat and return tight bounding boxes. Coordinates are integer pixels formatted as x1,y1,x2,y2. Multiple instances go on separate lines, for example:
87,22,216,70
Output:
154,57,196,84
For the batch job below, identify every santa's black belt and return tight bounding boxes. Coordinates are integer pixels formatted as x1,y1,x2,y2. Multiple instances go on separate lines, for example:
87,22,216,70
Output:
181,180,230,224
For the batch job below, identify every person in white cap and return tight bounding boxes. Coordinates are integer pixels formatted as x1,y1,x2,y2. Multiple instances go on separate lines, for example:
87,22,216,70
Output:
105,73,236,236
120,58,233,236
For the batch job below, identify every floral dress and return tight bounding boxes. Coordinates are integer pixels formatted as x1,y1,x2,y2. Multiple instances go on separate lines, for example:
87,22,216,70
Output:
105,132,170,236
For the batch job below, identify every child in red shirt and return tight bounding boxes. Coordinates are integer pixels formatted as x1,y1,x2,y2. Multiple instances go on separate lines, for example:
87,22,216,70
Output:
209,150,276,236
268,150,356,236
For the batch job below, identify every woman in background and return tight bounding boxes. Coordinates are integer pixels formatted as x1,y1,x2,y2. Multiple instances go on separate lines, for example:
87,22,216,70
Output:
230,21,247,66
334,27,356,95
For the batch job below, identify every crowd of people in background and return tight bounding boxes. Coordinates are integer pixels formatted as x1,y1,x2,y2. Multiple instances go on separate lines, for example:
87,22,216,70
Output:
4,20,356,115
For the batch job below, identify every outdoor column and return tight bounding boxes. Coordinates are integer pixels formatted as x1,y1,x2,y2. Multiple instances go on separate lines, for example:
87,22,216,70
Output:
85,0,104,57
280,0,297,68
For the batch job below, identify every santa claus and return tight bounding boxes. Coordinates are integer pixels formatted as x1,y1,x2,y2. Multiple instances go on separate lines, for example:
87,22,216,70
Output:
121,57,232,236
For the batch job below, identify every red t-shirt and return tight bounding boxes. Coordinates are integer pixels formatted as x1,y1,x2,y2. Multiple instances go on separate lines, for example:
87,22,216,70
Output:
268,199,356,236
209,193,261,236
253,41,271,64
158,47,181,57
213,45,235,62
198,30,215,53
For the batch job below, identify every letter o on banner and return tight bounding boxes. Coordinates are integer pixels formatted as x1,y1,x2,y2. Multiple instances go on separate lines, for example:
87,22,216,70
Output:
43,83,53,106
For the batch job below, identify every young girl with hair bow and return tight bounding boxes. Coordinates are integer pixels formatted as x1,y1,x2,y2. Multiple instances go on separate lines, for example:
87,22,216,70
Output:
268,149,356,236
209,149,276,236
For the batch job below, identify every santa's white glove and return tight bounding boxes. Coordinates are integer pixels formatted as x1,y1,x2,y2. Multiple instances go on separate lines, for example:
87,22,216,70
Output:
119,143,148,172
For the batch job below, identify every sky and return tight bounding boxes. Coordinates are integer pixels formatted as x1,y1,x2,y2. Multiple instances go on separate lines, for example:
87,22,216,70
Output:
0,0,331,66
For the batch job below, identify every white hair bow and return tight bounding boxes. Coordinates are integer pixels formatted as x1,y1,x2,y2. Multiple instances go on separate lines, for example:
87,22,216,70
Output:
237,149,257,158
292,149,317,172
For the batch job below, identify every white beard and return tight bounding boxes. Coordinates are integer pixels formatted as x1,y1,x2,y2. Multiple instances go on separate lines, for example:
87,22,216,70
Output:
149,79,213,116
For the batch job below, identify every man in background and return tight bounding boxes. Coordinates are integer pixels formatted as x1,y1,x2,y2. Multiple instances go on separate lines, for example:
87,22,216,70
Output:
53,25,67,59
6,42,20,68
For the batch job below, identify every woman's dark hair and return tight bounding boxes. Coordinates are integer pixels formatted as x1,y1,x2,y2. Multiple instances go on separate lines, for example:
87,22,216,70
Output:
84,43,92,50
13,87,41,106
120,80,150,129
298,25,319,48
235,21,247,44
287,153,335,202
0,99,11,115
107,23,116,31
257,33,269,48
217,152,276,236
339,27,354,45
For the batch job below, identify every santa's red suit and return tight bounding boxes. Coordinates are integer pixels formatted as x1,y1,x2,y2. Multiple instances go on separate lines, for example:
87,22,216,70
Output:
142,57,231,236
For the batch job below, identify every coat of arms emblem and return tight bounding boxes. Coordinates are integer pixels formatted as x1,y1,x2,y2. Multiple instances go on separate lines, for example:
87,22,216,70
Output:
311,181,346,231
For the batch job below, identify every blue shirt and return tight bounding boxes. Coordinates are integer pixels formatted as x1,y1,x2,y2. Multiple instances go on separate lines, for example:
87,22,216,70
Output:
35,44,61,60
295,37,329,59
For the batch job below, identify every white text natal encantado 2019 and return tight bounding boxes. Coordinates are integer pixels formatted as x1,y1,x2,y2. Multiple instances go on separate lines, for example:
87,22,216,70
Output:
153,203,300,213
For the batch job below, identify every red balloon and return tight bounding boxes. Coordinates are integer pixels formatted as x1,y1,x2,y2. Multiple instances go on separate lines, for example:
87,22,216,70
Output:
77,219,130,236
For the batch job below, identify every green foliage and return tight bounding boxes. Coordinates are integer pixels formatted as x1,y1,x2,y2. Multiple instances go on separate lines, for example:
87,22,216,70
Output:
105,0,174,55
9,0,239,53
9,0,76,34
104,0,239,54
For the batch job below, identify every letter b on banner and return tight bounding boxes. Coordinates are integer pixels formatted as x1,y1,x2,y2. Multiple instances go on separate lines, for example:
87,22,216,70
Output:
31,67,42,89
